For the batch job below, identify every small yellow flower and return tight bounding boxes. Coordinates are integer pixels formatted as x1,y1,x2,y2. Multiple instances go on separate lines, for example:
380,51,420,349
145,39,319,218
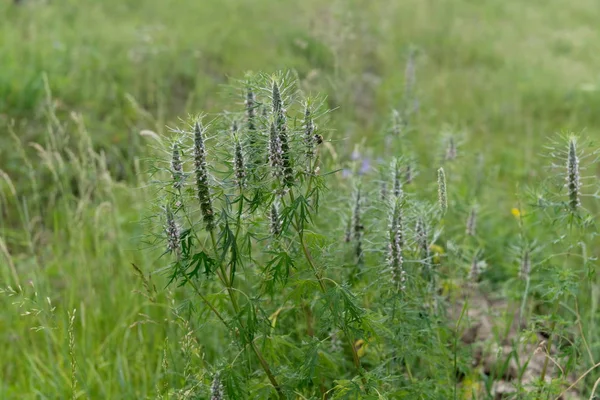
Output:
511,208,522,218
430,244,444,264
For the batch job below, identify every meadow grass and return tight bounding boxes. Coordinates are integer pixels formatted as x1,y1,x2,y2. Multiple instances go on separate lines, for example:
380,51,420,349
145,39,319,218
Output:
2,0,600,398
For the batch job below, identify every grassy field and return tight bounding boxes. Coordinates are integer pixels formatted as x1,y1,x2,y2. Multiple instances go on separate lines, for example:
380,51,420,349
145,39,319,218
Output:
2,0,600,398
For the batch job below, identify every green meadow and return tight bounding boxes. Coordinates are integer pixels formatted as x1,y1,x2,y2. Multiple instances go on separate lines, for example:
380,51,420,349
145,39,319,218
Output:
2,0,600,398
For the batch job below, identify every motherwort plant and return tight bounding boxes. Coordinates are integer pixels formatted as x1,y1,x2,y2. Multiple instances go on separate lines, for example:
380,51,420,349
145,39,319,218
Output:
145,73,372,398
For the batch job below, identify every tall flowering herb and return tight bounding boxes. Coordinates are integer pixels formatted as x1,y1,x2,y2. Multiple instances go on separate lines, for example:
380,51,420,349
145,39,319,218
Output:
389,197,406,291
437,167,447,215
271,80,294,187
566,136,580,211
194,120,215,231
231,121,246,189
171,142,184,189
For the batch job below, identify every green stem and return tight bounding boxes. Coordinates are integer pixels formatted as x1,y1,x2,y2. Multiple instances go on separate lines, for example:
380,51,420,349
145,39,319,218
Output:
519,277,530,328
208,229,284,399
290,188,365,386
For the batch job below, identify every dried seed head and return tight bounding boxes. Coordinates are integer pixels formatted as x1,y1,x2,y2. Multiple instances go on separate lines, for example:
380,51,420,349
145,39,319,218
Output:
232,122,246,189
519,249,530,280
270,201,281,236
210,373,224,400
566,136,580,211
271,81,294,187
171,143,184,189
437,167,447,214
389,197,406,291
165,206,180,258
445,136,457,161
194,120,215,231
466,206,477,236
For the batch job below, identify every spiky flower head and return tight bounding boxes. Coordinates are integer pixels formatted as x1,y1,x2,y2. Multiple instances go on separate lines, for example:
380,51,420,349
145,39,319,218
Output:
271,80,294,187
469,253,480,283
380,181,388,201
344,215,352,243
566,136,580,211
171,142,184,189
246,87,256,132
270,201,281,236
210,373,224,400
391,109,403,136
405,164,413,184
466,206,477,236
304,102,316,172
352,187,364,264
392,159,403,198
445,135,457,161
165,206,180,258
415,217,429,261
231,122,246,189
519,249,530,280
437,167,447,214
268,122,284,178
389,197,405,291
194,120,215,231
